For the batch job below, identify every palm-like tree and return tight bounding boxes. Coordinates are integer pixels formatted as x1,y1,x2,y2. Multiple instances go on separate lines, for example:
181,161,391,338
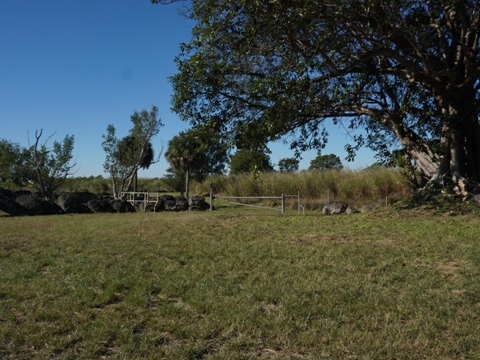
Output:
117,135,154,192
165,132,200,198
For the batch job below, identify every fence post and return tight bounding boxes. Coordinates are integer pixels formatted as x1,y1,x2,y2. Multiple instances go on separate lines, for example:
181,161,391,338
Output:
209,173,213,211
298,191,300,215
282,194,285,215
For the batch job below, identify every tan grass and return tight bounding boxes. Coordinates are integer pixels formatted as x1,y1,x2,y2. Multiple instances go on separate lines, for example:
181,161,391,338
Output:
190,168,411,210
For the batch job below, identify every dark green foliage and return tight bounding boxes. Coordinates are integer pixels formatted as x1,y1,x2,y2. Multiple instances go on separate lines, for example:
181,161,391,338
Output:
153,0,480,190
278,157,299,173
159,167,183,192
165,129,229,196
229,148,273,175
0,132,76,199
309,153,343,171
0,139,32,187
117,136,155,170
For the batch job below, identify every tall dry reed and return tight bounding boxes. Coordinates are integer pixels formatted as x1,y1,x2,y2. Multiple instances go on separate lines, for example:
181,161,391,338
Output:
190,168,411,209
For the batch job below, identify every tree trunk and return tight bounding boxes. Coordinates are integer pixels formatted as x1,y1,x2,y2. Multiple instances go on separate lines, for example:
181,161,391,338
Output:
185,169,190,199
381,88,480,193
112,178,119,200
435,88,480,191
134,170,138,192
381,115,439,184
180,174,184,197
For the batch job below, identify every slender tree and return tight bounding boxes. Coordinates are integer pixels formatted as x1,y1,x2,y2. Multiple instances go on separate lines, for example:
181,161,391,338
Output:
102,106,163,199
165,128,229,197
165,130,202,198
28,130,77,200
117,135,155,192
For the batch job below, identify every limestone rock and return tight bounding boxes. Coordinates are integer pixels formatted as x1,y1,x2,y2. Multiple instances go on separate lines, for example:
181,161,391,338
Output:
322,202,347,215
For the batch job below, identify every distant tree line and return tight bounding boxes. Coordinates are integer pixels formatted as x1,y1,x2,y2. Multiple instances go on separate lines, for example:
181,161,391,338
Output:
1,106,345,201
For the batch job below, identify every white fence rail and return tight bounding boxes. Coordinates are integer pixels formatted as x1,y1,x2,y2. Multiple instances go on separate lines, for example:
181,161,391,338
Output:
121,192,161,211
212,193,304,215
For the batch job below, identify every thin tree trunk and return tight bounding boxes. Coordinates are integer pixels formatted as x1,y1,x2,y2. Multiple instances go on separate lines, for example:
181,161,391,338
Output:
134,170,138,192
180,174,184,197
185,169,190,199
112,178,119,200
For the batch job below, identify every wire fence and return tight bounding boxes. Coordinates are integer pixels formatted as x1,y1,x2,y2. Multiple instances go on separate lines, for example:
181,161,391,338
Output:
212,192,304,215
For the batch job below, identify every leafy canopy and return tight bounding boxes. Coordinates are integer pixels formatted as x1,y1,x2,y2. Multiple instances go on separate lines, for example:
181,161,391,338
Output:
165,128,229,196
153,0,480,190
0,139,32,187
308,152,343,172
278,157,299,173
230,148,273,175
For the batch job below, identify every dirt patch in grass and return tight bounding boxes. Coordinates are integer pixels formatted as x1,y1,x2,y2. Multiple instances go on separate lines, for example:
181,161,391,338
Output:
415,258,473,279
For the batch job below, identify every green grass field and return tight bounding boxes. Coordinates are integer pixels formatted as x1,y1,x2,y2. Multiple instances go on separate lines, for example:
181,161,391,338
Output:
1,207,480,359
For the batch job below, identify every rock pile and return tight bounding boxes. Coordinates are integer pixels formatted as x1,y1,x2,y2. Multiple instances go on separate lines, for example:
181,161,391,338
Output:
322,201,385,215
138,195,209,212
0,188,210,216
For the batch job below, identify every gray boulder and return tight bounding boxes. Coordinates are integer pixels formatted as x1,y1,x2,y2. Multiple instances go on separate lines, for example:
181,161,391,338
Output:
86,199,114,213
161,195,177,211
110,199,136,213
137,196,167,212
56,192,91,214
161,195,189,211
15,194,63,216
174,196,189,211
346,206,360,214
322,202,348,215
189,196,210,211
0,189,28,216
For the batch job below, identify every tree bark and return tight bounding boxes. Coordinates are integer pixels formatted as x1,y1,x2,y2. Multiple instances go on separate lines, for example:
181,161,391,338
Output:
434,87,480,190
185,169,190,199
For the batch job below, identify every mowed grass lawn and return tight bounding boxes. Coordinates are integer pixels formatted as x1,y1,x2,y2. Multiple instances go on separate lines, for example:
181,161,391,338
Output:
1,208,480,359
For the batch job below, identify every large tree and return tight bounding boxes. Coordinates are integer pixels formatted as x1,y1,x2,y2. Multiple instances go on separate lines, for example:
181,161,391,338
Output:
102,106,163,199
153,0,480,194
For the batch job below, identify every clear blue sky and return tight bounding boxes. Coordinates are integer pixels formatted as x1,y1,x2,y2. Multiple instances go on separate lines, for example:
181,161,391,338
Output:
1,0,376,178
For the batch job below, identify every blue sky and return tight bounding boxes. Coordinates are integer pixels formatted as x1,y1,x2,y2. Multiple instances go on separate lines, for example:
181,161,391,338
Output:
1,0,376,178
